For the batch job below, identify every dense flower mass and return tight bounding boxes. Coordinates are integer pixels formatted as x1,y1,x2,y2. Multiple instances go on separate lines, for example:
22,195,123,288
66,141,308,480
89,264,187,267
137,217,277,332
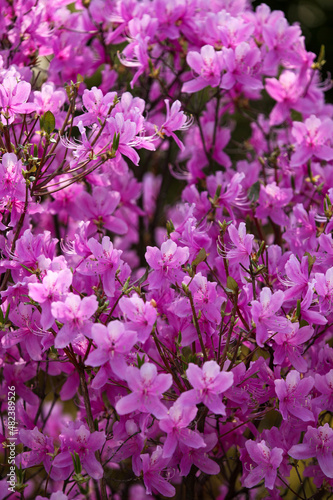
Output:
1,0,333,499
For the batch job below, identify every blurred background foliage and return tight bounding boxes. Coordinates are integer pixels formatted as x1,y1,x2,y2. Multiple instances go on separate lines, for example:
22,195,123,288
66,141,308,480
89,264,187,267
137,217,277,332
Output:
252,0,333,102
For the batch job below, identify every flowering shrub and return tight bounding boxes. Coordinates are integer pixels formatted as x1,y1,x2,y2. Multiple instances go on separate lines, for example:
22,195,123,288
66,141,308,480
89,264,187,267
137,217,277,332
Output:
1,1,333,499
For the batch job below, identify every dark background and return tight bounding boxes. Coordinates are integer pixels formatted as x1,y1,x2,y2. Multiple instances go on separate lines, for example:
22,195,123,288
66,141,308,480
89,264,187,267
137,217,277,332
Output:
252,0,333,101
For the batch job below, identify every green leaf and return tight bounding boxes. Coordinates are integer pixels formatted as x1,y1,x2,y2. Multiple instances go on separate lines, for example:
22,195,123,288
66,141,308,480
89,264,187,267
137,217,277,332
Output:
40,111,55,134
70,452,82,474
136,353,145,368
192,248,207,267
227,276,239,294
290,110,303,122
248,181,260,203
304,252,316,274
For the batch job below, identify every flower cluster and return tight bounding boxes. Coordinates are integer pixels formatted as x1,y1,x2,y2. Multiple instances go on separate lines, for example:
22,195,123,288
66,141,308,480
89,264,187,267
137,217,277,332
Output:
1,1,333,499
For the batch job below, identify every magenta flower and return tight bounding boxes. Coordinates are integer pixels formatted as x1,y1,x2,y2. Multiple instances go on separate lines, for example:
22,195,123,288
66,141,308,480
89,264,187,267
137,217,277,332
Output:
291,115,333,167
76,236,123,297
73,87,117,126
284,203,317,254
116,363,172,418
0,153,26,202
140,446,175,497
145,239,189,289
0,76,36,124
17,426,54,472
179,433,220,476
221,42,263,91
85,321,137,379
51,293,98,348
179,361,234,415
256,182,293,226
265,70,307,125
274,371,314,421
243,440,283,490
28,268,72,330
283,254,310,302
33,82,66,117
182,45,224,93
313,369,333,412
107,112,155,166
159,402,205,458
315,267,333,314
289,424,333,478
273,324,313,373
226,222,254,268
2,304,43,361
187,272,222,324
251,288,292,347
300,284,327,326
119,293,157,343
158,100,193,151
75,186,127,235
52,422,106,479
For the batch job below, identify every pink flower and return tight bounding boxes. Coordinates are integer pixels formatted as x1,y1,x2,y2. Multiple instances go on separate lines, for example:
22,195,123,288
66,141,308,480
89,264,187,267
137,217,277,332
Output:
179,361,234,415
182,45,224,93
85,321,137,379
315,267,333,314
226,222,254,268
158,100,193,151
273,323,313,373
265,70,309,125
107,112,154,165
221,42,262,92
74,87,117,126
291,115,333,167
140,446,176,497
76,236,123,297
52,422,106,479
2,304,43,361
119,293,157,343
145,239,189,289
251,288,292,347
74,186,127,235
28,269,72,330
243,440,283,490
33,82,66,116
256,182,293,226
0,153,26,202
274,371,314,421
0,76,36,124
283,254,310,302
289,424,333,478
179,433,220,476
17,426,54,472
51,293,98,348
313,369,333,412
116,363,172,418
159,402,205,458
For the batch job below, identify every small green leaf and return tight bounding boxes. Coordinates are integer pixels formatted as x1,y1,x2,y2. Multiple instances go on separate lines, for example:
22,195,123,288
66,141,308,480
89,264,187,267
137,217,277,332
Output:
192,248,207,267
227,276,239,294
136,353,145,368
40,111,55,134
248,181,260,203
70,452,82,474
256,240,265,258
290,110,303,122
166,219,175,236
304,252,316,274
4,304,10,323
